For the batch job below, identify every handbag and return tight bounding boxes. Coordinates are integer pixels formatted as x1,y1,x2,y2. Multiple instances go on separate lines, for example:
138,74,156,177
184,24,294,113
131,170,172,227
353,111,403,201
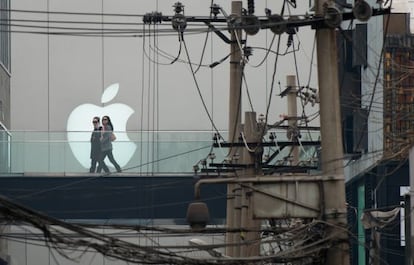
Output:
111,132,116,141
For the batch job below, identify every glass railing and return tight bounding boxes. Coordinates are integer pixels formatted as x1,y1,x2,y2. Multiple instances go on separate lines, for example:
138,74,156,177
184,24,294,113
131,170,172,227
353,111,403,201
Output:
0,122,11,173
0,130,320,174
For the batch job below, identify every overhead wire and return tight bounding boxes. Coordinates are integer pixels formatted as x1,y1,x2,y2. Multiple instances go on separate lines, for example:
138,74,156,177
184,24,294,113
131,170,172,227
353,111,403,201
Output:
261,34,282,139
259,0,287,142
180,30,222,138
247,34,276,68
0,195,347,264
4,2,408,260
0,7,323,38
194,0,214,74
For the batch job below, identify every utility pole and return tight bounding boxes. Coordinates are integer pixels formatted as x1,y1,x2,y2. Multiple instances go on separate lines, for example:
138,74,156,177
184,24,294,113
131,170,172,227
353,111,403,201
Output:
144,1,390,263
226,0,242,257
240,111,261,257
226,1,262,258
315,0,350,264
286,75,299,164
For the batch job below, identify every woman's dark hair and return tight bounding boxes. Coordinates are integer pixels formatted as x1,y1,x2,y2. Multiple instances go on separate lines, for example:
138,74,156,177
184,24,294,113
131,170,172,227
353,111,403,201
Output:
103,115,114,130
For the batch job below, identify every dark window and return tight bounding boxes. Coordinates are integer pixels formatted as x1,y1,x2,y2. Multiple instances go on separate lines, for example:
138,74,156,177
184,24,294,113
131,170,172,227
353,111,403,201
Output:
353,23,368,67
353,108,368,153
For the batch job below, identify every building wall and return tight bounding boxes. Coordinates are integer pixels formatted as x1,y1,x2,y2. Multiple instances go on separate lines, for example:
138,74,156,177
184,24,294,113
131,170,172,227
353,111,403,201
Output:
343,2,385,181
0,65,10,129
10,0,318,132
0,0,10,129
383,18,414,157
347,161,408,265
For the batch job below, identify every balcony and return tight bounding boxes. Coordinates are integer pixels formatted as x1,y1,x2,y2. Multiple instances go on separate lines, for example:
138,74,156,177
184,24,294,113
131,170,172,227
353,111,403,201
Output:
0,129,320,175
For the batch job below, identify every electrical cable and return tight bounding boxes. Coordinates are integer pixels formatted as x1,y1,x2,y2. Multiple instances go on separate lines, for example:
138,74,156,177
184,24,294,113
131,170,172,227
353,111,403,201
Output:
0,200,343,265
261,34,282,140
181,34,222,138
241,65,254,112
194,0,214,74
170,30,183,64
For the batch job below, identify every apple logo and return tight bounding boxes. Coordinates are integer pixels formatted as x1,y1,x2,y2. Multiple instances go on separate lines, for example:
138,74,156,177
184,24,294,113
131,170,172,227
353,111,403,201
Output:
67,83,136,170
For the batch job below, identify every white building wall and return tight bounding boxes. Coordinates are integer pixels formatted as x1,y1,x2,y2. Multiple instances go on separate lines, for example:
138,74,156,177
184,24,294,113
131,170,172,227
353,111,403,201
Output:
11,0,319,132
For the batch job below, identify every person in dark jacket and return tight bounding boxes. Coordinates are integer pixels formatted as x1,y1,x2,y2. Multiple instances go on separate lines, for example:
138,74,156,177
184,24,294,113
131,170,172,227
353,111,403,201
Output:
97,115,121,173
89,117,107,173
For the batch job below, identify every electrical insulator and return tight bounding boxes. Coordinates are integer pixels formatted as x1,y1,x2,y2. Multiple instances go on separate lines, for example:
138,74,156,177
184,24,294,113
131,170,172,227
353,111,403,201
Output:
268,14,286,35
324,5,342,28
193,164,199,172
143,12,162,25
258,113,265,123
287,34,293,48
244,46,253,58
212,133,218,143
172,14,187,32
173,2,184,14
353,0,372,22
242,15,260,35
210,4,220,18
247,0,255,15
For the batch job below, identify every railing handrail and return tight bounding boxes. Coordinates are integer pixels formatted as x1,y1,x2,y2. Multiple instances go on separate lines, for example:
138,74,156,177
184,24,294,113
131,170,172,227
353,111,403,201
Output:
0,120,11,137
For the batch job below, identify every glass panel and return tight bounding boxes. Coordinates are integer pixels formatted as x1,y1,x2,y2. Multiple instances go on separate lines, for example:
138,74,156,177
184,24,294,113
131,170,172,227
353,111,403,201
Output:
357,184,366,265
0,122,10,173
1,130,320,174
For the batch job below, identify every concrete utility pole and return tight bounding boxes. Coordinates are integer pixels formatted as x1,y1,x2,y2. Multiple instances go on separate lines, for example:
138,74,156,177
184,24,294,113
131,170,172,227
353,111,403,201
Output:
286,75,299,164
226,1,262,258
226,0,242,257
315,0,350,264
240,111,261,257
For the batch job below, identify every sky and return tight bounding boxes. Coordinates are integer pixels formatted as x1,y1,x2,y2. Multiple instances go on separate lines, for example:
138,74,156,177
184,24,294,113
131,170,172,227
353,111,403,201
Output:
10,0,320,132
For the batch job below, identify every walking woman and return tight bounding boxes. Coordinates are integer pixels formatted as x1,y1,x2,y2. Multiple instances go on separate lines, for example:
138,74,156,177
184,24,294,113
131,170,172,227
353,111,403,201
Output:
97,115,122,173
89,116,105,173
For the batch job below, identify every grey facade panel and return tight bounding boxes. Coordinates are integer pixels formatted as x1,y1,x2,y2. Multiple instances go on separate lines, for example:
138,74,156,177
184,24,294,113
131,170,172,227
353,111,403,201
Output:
0,66,10,128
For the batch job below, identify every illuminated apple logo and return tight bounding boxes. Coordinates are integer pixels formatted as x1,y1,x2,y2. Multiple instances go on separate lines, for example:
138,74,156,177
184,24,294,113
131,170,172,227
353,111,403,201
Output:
67,83,136,169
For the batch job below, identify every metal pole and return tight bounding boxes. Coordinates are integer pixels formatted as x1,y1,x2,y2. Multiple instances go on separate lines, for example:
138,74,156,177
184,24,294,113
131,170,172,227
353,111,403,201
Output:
226,0,242,257
315,0,350,264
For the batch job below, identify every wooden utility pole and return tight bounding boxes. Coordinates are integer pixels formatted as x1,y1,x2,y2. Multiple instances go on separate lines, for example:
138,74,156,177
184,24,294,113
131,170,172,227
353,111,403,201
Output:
315,0,350,264
226,0,242,257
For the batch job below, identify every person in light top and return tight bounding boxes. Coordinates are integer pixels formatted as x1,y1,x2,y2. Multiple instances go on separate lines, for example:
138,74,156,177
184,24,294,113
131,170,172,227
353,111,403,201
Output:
97,115,122,173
